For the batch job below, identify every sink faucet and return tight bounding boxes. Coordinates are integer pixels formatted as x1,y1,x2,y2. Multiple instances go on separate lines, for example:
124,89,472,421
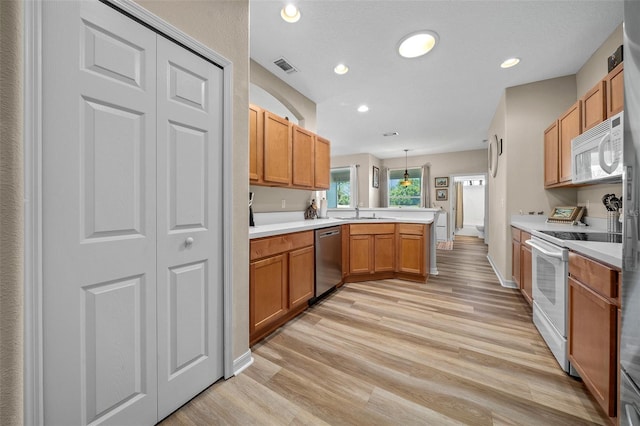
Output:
355,206,360,219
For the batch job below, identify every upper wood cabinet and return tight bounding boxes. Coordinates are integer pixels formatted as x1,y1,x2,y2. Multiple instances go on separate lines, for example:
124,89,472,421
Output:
544,63,624,189
249,105,331,190
581,81,606,132
292,125,315,188
544,121,559,187
558,101,582,184
314,136,331,189
263,111,292,185
544,101,581,188
249,104,264,183
606,62,624,118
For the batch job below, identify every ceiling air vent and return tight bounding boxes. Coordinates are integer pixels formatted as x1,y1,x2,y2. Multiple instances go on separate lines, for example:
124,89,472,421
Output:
273,57,298,74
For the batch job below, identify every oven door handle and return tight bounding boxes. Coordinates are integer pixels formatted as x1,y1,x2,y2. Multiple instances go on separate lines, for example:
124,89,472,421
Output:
525,239,566,260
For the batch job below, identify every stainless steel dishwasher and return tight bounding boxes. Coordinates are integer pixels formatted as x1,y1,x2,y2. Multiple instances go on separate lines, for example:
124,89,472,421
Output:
313,226,342,302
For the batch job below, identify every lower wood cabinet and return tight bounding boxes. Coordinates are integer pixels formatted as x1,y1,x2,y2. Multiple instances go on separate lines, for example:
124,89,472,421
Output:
250,254,287,333
374,234,395,272
289,246,315,309
511,227,532,305
250,222,433,345
348,224,395,275
346,223,429,283
568,251,620,420
397,223,428,277
250,231,314,345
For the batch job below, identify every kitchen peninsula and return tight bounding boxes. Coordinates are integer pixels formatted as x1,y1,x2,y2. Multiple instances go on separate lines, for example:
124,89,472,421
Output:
249,208,441,344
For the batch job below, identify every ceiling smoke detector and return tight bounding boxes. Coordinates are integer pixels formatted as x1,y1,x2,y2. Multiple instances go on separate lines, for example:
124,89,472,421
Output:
273,57,298,74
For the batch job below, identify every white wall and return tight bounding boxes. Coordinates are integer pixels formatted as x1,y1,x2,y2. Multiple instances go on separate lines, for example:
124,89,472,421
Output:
250,84,298,125
488,76,578,281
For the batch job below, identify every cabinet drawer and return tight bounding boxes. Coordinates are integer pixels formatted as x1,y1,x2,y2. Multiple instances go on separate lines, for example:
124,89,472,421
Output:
511,227,521,242
250,231,314,260
397,223,424,235
569,252,618,299
521,231,531,241
350,223,395,235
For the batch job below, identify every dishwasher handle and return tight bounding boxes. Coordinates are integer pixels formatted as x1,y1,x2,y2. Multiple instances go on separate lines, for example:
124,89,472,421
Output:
318,229,340,238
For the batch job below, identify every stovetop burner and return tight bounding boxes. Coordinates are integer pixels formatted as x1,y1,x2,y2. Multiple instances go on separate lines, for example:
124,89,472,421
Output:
539,230,622,243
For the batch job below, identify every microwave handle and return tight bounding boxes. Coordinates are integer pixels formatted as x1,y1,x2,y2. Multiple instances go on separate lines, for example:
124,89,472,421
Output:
599,132,619,174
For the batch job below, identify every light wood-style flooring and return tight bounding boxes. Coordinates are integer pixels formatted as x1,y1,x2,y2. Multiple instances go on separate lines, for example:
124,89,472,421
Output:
161,236,608,425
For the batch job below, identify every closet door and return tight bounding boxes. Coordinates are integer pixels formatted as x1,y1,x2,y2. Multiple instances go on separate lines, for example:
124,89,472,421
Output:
42,1,158,424
155,36,224,419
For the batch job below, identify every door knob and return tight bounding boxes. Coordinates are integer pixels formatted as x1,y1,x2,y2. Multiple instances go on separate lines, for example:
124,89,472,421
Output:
185,237,194,247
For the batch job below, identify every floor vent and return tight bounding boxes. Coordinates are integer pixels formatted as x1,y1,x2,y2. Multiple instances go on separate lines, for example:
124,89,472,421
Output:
273,57,298,74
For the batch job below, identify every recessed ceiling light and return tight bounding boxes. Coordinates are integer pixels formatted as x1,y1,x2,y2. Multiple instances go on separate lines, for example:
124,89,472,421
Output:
501,57,520,68
334,63,349,75
280,4,300,23
398,31,438,58
357,105,369,113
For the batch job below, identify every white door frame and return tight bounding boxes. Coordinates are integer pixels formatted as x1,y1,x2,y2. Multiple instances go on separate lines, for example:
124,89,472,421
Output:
23,1,235,423
448,173,488,240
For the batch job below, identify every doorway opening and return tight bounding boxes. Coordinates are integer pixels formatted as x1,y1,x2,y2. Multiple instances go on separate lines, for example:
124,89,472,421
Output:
450,174,486,240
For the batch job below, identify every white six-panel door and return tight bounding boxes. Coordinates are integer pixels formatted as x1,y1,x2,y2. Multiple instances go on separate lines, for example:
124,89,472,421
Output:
42,1,223,424
155,36,224,419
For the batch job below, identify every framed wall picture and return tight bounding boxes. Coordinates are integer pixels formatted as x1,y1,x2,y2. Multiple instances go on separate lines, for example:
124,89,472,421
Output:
434,177,448,187
372,166,379,188
436,188,448,201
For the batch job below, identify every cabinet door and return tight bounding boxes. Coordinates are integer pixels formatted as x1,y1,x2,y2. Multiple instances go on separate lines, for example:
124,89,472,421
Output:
397,234,424,275
521,244,533,305
582,81,607,132
606,63,624,118
374,234,395,272
568,277,617,416
559,101,582,183
289,246,314,309
350,235,373,274
544,121,559,187
314,136,331,189
292,125,315,188
250,254,288,334
249,104,263,182
512,240,521,287
263,111,291,184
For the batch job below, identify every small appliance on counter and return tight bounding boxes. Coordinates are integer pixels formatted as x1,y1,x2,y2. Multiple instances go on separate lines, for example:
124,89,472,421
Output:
249,192,255,227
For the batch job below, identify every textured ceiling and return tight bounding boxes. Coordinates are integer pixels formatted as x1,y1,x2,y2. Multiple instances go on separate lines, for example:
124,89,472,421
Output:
250,0,623,159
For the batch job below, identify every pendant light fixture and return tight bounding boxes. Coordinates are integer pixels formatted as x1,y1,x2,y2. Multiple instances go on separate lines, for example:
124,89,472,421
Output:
401,149,411,186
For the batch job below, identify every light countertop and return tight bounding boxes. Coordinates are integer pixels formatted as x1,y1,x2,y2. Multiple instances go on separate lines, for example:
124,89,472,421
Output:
511,218,621,269
249,217,435,239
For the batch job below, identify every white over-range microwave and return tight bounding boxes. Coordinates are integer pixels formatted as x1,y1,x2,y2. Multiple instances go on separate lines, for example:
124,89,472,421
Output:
572,111,623,184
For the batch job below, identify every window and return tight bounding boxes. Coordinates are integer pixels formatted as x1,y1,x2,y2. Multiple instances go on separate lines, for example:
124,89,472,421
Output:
327,167,352,208
388,168,422,207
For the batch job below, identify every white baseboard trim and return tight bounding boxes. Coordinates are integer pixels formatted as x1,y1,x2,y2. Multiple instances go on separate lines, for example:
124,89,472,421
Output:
486,254,518,289
232,350,254,376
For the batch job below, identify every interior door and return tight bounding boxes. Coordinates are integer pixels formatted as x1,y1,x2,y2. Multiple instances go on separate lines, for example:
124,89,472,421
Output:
155,36,224,420
42,1,158,424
